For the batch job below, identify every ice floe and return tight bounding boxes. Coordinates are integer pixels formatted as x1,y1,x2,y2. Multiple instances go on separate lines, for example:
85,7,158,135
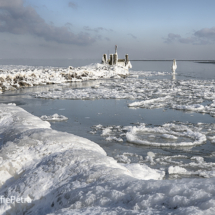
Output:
126,123,207,147
40,113,68,121
35,76,215,119
91,122,206,147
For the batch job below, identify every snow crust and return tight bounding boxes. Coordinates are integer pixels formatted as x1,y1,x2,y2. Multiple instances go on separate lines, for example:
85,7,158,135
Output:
0,63,129,92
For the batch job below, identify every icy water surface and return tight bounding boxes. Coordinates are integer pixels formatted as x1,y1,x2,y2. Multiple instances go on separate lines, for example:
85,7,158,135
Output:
1,60,215,179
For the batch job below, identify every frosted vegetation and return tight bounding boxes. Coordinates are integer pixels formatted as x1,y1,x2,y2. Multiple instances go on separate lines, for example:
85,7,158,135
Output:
1,104,215,214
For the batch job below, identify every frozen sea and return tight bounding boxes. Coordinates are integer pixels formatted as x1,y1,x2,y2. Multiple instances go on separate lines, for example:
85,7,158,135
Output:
1,59,215,214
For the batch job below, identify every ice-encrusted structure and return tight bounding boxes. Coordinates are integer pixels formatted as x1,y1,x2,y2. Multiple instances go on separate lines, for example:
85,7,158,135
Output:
0,63,129,92
1,104,215,214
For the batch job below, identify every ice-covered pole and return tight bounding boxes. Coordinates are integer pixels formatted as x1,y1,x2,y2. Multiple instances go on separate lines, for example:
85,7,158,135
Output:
125,54,129,66
109,54,113,65
113,53,118,65
172,59,177,73
102,54,107,64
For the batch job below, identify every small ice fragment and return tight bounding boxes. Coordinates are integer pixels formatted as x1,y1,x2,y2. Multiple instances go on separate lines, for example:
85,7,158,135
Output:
168,166,187,174
40,113,68,121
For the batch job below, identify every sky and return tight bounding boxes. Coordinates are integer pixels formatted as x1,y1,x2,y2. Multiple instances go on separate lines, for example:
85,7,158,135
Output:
0,0,215,60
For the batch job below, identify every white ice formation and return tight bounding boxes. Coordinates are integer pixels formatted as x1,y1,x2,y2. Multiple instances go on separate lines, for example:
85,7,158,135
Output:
126,123,206,147
172,59,177,72
40,113,68,121
91,123,207,148
0,63,129,92
1,104,215,214
35,77,215,119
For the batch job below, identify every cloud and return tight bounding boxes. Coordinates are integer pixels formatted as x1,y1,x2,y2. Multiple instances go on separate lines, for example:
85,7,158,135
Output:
164,33,207,45
164,27,215,45
127,33,137,39
164,33,182,43
0,0,94,45
194,27,215,40
68,2,77,9
84,26,113,33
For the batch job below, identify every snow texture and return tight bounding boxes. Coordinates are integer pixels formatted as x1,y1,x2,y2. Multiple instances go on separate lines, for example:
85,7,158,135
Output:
0,104,215,214
0,63,129,92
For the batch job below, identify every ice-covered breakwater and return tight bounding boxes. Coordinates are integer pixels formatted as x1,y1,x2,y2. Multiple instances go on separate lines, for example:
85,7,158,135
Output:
1,104,215,214
0,63,129,92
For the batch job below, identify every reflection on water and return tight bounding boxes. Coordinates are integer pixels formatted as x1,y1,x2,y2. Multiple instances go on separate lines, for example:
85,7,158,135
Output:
172,73,176,81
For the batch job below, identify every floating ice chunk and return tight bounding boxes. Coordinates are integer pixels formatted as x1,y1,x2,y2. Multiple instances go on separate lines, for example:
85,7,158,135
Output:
191,156,204,163
101,127,112,136
123,163,165,180
115,154,131,164
128,96,172,108
7,103,16,106
172,104,205,112
106,136,123,142
40,113,68,121
146,151,156,164
162,134,178,139
168,166,187,174
126,123,206,147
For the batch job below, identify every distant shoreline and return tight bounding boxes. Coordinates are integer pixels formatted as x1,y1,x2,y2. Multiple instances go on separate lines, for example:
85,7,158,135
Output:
130,60,215,62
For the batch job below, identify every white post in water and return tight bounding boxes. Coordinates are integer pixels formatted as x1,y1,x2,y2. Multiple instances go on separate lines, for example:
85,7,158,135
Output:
172,59,177,73
115,45,117,54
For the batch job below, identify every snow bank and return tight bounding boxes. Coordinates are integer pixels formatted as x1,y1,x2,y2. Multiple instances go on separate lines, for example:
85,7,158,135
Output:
0,105,215,214
0,63,129,92
0,104,165,214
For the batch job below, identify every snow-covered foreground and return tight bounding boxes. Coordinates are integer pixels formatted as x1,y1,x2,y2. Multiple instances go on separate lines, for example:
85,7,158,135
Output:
1,104,215,214
0,63,129,92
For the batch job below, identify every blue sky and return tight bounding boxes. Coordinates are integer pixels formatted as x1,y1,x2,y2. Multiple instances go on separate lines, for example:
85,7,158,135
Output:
1,0,215,60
